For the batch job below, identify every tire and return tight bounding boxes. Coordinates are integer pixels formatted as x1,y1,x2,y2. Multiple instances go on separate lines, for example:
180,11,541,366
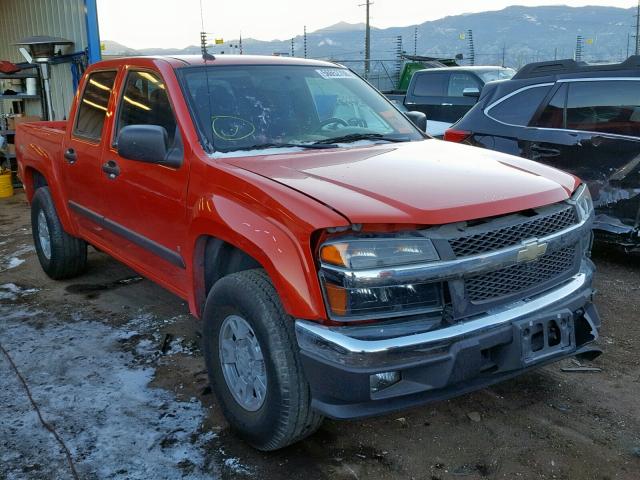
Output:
202,269,323,451
31,187,87,280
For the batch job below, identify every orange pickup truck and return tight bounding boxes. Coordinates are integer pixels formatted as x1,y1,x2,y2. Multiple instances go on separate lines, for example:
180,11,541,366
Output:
17,55,600,450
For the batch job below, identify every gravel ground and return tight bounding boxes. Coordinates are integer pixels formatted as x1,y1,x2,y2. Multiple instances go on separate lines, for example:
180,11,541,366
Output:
1,191,639,480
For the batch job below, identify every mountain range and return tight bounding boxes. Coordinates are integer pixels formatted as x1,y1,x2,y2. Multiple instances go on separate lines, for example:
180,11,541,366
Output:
102,5,638,71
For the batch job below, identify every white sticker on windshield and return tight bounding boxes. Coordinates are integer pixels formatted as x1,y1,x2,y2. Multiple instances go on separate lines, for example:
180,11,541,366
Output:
315,69,355,79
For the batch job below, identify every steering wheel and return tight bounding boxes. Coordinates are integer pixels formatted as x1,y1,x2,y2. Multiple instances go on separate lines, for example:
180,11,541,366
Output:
319,118,349,130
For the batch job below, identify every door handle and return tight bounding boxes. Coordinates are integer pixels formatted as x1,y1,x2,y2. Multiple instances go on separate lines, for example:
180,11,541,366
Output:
441,103,453,106
102,160,120,179
64,148,77,164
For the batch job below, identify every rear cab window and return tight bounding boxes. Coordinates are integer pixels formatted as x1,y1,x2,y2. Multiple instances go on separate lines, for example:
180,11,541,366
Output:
411,72,450,97
486,84,552,126
73,70,117,141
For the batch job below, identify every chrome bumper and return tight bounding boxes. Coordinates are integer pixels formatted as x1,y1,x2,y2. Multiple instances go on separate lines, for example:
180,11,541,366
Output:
296,268,594,368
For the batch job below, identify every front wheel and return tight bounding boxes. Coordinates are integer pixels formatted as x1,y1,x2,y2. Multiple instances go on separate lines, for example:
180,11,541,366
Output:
202,269,323,451
31,187,87,279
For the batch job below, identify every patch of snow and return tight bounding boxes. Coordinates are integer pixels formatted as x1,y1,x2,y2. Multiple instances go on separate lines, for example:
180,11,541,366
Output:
210,146,306,158
1,244,35,270
0,283,39,301
209,140,387,159
223,456,253,476
318,38,336,47
0,306,221,479
6,257,25,269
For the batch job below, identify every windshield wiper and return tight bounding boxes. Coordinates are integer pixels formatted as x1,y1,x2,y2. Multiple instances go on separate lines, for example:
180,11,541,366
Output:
312,133,411,145
221,142,339,152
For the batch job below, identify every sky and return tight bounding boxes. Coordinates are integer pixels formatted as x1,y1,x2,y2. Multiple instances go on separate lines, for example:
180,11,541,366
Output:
96,0,637,49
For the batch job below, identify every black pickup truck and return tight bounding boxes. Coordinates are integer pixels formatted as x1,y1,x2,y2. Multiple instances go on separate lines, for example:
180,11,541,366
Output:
386,66,515,136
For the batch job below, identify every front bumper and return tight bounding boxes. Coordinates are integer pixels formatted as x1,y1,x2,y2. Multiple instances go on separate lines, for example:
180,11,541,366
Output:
296,264,600,419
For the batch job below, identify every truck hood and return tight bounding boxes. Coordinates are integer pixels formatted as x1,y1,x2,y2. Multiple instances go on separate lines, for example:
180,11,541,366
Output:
221,140,579,225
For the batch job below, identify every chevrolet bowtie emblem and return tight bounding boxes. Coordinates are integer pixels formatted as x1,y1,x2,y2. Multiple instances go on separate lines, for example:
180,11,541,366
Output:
517,240,548,263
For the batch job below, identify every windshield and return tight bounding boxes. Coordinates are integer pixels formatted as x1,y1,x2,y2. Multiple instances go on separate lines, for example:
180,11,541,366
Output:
178,65,422,153
477,68,516,83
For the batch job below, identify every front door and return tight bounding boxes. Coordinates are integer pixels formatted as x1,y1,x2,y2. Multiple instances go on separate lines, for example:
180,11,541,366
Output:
63,69,118,236
99,68,190,289
441,72,482,123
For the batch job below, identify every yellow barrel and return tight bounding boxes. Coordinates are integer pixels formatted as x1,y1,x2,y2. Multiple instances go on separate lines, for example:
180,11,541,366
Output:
0,171,14,198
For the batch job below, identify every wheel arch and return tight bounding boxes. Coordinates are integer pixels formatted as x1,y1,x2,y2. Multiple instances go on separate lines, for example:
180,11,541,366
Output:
187,202,327,322
22,165,77,235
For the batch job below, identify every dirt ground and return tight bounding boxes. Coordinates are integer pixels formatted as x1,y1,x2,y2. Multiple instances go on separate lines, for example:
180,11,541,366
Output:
1,190,639,480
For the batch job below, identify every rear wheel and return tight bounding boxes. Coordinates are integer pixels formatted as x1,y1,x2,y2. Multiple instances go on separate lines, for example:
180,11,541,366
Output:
31,187,87,279
202,269,323,451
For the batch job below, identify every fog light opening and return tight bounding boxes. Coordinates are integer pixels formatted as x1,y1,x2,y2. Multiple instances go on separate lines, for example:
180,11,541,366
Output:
370,371,401,394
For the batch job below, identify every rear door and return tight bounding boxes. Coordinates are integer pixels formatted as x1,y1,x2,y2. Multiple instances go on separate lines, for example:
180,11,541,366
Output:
525,78,640,230
63,69,118,236
404,71,450,121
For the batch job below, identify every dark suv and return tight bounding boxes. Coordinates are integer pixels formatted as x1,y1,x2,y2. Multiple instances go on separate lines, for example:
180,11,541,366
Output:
445,57,640,252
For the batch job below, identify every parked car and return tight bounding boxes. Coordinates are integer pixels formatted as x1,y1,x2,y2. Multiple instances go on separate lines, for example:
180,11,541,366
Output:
445,57,640,252
17,55,600,451
385,66,515,135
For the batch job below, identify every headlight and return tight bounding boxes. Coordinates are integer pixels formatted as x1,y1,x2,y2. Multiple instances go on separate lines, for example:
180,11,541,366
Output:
572,184,594,221
319,236,443,320
320,237,439,269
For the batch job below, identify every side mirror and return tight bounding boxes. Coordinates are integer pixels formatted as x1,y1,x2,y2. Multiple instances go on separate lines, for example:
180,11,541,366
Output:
117,125,182,168
463,87,481,98
405,110,427,133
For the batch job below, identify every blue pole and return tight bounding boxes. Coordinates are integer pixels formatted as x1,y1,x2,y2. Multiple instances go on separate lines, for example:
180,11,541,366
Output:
84,0,102,64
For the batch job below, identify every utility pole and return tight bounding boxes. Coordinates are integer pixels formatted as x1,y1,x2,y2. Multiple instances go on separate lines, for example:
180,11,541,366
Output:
501,43,506,67
291,38,295,57
575,35,583,61
304,25,308,58
467,29,475,66
414,26,418,56
360,0,373,79
239,33,243,54
635,0,640,55
395,35,403,86
627,32,631,59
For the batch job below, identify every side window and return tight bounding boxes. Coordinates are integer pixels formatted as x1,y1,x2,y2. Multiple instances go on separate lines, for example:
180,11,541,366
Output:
487,85,552,126
448,73,480,97
534,84,567,128
74,70,117,141
412,72,450,97
116,71,177,144
566,80,640,137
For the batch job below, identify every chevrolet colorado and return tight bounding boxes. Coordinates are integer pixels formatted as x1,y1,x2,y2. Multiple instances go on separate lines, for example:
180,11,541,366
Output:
16,55,600,451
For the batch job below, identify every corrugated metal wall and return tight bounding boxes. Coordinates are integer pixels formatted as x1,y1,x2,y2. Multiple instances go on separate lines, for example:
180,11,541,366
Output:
0,0,88,120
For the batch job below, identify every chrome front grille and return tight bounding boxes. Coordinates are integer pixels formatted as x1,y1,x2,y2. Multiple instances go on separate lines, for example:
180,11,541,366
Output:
465,245,577,303
449,205,579,258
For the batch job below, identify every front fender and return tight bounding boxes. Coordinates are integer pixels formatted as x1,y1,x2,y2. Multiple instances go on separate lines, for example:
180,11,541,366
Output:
187,195,328,321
